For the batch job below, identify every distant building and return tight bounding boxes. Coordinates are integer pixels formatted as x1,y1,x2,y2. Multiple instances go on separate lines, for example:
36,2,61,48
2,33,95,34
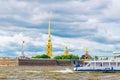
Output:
46,19,52,57
64,46,69,56
81,48,92,59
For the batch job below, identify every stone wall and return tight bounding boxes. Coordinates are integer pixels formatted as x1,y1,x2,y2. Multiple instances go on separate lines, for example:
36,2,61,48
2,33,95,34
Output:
18,59,81,66
0,58,18,66
56,60,71,66
18,59,57,66
0,58,83,66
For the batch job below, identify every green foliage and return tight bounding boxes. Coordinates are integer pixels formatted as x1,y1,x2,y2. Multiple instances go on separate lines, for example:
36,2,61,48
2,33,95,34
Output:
54,54,79,59
53,56,62,59
94,56,98,60
32,54,50,58
115,55,120,57
104,57,108,60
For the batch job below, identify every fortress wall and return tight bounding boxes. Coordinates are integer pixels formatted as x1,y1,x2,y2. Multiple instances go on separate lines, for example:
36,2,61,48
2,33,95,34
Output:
18,59,57,66
0,58,18,66
56,60,71,66
0,58,83,66
18,59,81,66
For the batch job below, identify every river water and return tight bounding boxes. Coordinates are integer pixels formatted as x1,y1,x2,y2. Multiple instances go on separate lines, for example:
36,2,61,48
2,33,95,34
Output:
0,66,120,80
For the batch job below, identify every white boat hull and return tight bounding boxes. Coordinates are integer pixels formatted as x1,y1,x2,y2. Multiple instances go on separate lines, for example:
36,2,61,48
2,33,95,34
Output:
74,66,120,72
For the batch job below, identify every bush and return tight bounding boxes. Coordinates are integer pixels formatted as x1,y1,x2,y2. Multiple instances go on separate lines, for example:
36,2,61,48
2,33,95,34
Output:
32,54,50,58
94,56,98,60
54,54,79,59
54,56,62,59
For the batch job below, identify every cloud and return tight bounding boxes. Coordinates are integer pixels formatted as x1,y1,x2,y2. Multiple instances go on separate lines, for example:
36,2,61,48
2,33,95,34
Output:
103,0,120,21
0,0,119,57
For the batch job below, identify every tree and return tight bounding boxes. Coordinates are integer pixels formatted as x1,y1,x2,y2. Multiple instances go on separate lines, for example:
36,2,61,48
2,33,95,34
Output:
94,56,98,60
54,56,62,59
32,54,50,58
54,54,79,59
116,55,120,57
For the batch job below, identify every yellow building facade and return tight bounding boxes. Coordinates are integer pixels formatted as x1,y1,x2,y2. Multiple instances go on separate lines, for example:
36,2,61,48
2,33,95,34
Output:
46,19,52,57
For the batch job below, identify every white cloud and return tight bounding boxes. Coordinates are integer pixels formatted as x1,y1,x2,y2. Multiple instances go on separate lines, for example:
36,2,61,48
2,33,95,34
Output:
103,0,120,19
0,0,119,57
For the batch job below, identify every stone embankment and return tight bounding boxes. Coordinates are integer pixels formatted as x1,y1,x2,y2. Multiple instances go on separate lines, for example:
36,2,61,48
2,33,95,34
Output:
18,59,82,66
0,58,82,66
0,58,18,66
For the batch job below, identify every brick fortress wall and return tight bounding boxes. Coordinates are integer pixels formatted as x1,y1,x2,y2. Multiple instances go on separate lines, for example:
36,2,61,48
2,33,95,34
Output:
0,58,82,66
18,59,82,66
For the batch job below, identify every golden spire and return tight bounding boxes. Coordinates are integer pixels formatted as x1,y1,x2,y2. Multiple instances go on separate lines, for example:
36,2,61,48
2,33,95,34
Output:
48,18,51,41
85,48,89,55
64,46,69,56
46,18,52,57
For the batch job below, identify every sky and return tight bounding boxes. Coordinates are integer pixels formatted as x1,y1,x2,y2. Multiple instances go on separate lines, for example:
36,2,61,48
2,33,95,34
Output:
0,0,120,57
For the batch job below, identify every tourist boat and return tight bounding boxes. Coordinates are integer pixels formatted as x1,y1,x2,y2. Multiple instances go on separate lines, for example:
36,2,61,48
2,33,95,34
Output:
74,56,120,72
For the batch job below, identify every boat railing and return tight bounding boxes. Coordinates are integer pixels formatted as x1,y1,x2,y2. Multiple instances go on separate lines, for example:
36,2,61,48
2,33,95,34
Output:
93,56,120,61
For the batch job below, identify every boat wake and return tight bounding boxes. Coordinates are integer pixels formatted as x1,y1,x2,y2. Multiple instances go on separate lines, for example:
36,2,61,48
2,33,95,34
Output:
24,70,42,73
50,68,73,73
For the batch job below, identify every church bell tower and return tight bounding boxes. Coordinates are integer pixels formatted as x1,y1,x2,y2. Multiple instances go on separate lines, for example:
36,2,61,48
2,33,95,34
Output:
64,46,69,56
46,19,52,57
